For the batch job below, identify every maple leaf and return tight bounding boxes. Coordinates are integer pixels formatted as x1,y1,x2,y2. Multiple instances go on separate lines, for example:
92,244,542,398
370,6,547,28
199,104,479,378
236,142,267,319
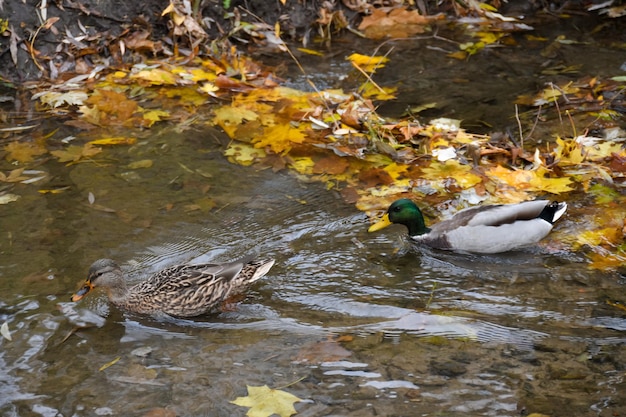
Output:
37,90,88,108
224,143,267,166
253,124,307,154
421,160,482,189
4,141,47,163
347,53,389,73
231,385,303,417
0,168,28,183
131,68,178,85
51,143,102,163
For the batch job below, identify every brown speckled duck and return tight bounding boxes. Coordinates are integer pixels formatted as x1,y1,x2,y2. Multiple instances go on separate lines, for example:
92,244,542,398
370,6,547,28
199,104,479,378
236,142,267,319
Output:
368,198,567,254
71,257,275,317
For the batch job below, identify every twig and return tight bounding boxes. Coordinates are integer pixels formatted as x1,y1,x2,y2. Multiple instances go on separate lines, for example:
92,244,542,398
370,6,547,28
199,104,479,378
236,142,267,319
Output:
276,375,306,390
514,104,523,149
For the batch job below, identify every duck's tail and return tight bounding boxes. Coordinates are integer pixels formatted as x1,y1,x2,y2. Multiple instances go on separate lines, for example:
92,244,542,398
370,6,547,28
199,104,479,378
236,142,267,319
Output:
539,201,568,224
244,259,275,283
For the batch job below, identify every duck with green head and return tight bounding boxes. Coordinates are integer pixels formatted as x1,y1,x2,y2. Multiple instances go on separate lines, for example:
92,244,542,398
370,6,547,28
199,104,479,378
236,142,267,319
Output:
368,198,567,254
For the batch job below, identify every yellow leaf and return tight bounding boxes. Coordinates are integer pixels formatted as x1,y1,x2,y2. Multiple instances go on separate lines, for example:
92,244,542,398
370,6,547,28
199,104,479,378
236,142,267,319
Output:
253,124,307,154
214,106,259,125
421,160,482,189
199,82,219,95
289,157,315,175
4,141,47,163
142,110,170,126
554,137,584,165
347,53,389,72
529,167,574,194
296,48,324,56
486,165,573,194
360,83,397,100
575,228,622,248
231,385,303,417
224,143,267,166
88,137,137,146
131,68,178,85
99,356,120,371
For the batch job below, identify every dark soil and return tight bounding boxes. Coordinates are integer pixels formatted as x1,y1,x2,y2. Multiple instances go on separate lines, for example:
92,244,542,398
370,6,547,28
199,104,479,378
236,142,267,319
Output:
1,0,607,86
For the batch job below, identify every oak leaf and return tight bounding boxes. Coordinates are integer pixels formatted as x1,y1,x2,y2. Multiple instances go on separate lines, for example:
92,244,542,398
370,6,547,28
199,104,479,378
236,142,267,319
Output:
231,385,302,417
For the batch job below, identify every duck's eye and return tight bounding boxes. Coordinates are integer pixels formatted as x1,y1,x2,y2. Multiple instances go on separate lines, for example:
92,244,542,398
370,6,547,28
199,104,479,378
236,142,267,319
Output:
393,206,402,212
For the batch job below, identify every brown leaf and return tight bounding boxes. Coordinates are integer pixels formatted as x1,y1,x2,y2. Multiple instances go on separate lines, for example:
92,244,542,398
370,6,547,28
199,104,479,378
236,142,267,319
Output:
294,339,352,364
142,408,176,417
313,155,349,174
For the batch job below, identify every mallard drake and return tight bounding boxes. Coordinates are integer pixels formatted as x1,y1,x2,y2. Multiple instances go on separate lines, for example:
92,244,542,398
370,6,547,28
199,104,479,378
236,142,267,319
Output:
71,257,275,317
368,198,567,254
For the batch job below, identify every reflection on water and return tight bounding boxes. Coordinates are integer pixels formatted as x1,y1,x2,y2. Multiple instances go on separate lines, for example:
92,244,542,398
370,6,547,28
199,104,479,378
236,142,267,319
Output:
2,21,626,417
1,126,624,416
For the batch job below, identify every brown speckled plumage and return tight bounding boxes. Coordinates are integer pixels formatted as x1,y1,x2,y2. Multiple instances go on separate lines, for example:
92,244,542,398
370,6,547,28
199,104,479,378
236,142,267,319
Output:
71,257,275,317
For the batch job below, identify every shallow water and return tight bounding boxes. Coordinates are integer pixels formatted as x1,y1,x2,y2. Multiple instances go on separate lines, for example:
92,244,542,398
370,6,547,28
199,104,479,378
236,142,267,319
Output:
2,13,626,417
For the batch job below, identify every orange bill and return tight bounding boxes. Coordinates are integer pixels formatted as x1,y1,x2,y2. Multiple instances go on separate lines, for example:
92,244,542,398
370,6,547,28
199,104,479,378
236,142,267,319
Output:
71,281,94,302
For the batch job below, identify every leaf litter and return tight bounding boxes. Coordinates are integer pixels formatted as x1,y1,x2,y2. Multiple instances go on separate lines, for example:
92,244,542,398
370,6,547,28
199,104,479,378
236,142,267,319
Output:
2,3,625,276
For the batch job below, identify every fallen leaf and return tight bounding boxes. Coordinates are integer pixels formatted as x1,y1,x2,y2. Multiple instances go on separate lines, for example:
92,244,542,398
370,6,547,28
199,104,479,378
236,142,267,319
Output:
128,159,153,169
88,137,137,146
4,141,47,163
1,321,11,341
347,53,389,73
0,194,20,204
99,356,121,371
0,168,28,183
313,155,349,174
51,143,102,163
231,385,303,417
37,90,88,108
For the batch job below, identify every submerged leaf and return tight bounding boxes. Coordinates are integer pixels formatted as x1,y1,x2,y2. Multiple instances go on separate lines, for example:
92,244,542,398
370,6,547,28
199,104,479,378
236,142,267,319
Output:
99,356,121,371
4,141,47,163
51,143,102,163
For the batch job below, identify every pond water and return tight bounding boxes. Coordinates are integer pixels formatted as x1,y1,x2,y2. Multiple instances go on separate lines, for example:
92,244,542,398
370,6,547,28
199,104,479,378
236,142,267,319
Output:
1,13,626,417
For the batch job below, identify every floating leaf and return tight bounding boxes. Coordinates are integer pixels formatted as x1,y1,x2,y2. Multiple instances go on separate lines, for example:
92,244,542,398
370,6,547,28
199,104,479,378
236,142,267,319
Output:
224,143,267,166
253,124,307,154
88,137,137,146
38,90,88,108
231,385,303,417
0,194,20,204
347,53,389,72
1,321,11,341
421,160,482,189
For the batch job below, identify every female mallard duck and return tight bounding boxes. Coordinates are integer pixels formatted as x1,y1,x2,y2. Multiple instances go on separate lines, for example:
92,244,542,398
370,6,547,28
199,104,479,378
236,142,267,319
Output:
71,257,275,317
368,198,567,254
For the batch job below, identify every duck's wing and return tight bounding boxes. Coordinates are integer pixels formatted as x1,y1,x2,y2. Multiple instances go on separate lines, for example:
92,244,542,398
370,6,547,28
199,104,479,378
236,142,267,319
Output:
127,259,274,317
430,200,550,233
420,200,557,254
